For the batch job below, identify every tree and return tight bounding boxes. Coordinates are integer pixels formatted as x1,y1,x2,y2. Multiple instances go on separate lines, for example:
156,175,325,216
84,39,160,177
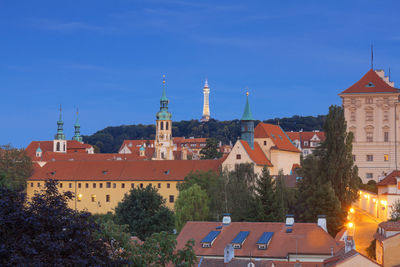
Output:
255,167,277,221
178,170,225,221
200,138,223,159
272,170,291,222
390,200,400,221
317,105,359,209
0,144,33,191
115,185,175,240
0,180,115,266
175,184,210,232
296,155,343,235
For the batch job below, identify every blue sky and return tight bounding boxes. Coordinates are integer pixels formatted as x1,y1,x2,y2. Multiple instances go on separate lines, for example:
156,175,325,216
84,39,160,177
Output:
2,0,400,148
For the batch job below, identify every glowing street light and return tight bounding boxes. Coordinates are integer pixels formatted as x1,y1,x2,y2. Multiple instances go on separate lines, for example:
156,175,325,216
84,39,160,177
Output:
348,222,354,228
349,208,355,214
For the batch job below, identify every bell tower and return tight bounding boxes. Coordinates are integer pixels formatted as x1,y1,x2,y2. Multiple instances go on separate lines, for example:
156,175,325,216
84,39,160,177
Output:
53,105,67,153
241,91,254,149
154,75,174,160
72,109,83,143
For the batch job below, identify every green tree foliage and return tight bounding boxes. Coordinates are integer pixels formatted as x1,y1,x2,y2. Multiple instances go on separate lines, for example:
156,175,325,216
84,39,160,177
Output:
222,164,262,221
200,138,223,159
175,184,210,232
0,180,115,266
178,170,225,221
359,180,378,194
296,155,343,235
273,170,293,222
0,144,33,191
95,215,196,267
317,105,359,209
83,116,326,153
390,200,400,221
255,167,276,221
115,185,175,240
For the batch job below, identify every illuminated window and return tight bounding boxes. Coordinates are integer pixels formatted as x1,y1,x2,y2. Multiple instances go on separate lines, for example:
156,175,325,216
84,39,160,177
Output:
77,194,82,202
106,195,110,202
384,155,389,161
169,195,174,203
366,155,373,162
91,195,96,202
236,154,241,160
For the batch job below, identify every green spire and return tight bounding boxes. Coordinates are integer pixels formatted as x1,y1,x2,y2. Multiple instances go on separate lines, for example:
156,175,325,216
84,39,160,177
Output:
156,74,172,121
72,108,83,142
54,105,66,140
241,91,254,121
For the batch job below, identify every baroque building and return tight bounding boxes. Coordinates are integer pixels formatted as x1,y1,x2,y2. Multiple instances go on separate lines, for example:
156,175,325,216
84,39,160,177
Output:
339,69,399,183
154,75,174,160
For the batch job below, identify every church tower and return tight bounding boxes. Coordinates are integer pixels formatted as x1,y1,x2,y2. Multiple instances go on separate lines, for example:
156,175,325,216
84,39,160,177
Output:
201,79,210,122
53,105,67,153
241,91,254,149
154,75,174,160
72,109,83,143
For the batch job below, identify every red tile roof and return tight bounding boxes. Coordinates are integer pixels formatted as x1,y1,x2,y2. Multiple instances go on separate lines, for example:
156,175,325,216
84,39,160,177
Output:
377,170,400,186
378,221,400,231
26,140,93,159
176,221,342,259
286,132,325,149
323,250,379,267
29,159,221,181
255,123,300,153
240,140,272,167
119,138,208,154
340,69,399,94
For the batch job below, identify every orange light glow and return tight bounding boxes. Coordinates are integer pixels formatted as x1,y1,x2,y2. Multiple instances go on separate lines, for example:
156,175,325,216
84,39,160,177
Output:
349,208,355,214
348,222,354,228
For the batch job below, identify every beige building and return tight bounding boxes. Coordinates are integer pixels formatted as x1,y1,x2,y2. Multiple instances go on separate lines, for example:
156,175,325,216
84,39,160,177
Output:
222,93,300,175
339,69,400,183
27,159,221,213
374,221,400,267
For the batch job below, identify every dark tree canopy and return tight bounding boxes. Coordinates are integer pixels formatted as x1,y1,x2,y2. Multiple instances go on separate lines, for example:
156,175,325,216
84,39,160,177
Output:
200,138,223,159
115,185,175,240
0,180,114,266
84,116,326,153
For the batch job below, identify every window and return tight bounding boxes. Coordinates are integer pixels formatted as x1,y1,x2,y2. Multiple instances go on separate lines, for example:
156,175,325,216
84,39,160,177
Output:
352,155,356,162
167,183,170,189
93,183,96,188
37,182,40,187
106,182,111,188
264,141,267,146
236,154,241,160
78,183,81,188
149,183,152,187
158,183,161,189
304,141,309,146
169,195,174,203
113,183,116,188
384,132,389,142
121,183,125,188
384,111,389,121
366,132,373,142
166,122,169,130
366,111,373,121
350,111,356,121
99,183,103,188
77,194,82,202
106,195,110,202
160,121,164,130
131,183,135,188
69,183,72,188
351,98,356,105
31,182,33,187
56,142,60,151
91,195,96,202
366,173,373,179
140,183,143,188
85,183,89,188
366,155,373,162
384,154,389,161
60,183,63,188
366,97,373,104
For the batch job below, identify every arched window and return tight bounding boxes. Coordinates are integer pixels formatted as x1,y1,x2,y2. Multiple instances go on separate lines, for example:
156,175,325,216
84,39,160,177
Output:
160,121,164,130
63,143,66,151
166,122,169,130
56,142,60,151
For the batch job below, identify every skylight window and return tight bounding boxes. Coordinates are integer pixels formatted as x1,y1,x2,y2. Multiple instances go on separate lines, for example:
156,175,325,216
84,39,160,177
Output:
231,231,250,249
366,82,375,87
201,231,221,248
256,232,274,250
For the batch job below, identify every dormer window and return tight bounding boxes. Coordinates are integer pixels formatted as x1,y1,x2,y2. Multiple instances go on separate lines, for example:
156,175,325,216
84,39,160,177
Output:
256,232,274,250
231,231,250,249
366,82,375,88
201,231,221,248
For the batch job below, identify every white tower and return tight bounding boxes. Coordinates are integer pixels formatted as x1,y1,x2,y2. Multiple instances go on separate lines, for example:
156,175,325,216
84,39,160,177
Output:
201,79,210,122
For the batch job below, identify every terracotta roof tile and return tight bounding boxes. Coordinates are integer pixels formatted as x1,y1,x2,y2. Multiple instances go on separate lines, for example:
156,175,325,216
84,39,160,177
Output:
287,132,325,149
377,170,400,186
378,221,400,231
26,140,93,160
240,140,272,166
176,221,342,259
340,69,399,94
29,159,221,181
255,123,300,153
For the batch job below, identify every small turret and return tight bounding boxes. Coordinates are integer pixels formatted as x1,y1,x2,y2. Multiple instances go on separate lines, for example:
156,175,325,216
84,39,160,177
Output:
36,143,42,158
53,105,67,153
241,91,254,149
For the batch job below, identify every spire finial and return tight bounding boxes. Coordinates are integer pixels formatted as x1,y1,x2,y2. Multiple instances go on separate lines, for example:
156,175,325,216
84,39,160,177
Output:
371,44,374,70
204,77,209,88
241,88,254,121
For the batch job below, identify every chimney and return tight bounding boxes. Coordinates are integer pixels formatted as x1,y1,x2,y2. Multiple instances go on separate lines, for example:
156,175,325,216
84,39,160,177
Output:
285,214,294,226
222,213,231,226
224,244,234,263
317,215,327,232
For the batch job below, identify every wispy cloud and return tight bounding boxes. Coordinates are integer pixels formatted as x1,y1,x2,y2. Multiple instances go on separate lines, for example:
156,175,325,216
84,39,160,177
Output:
30,18,113,33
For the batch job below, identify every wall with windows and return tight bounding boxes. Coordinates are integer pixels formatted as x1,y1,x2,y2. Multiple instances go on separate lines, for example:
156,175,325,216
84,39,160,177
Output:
27,180,179,213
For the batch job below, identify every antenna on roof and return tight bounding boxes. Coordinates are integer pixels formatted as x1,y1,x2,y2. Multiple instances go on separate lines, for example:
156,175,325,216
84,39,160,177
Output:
371,44,374,70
